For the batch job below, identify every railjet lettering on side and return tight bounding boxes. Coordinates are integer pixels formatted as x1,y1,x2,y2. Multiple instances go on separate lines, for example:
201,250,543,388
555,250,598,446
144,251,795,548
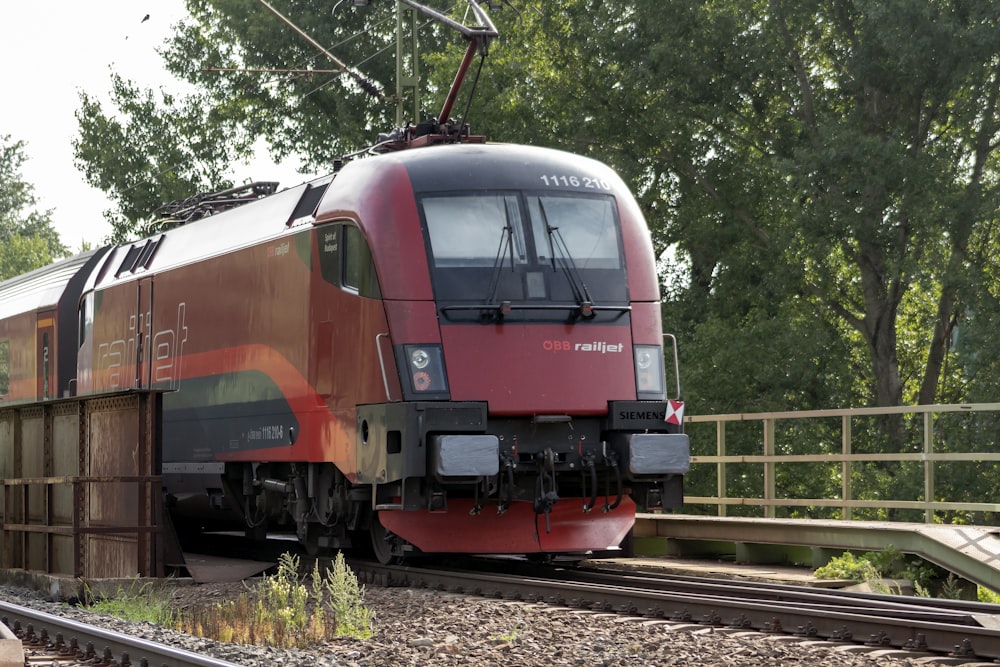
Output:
96,302,188,392
267,241,291,258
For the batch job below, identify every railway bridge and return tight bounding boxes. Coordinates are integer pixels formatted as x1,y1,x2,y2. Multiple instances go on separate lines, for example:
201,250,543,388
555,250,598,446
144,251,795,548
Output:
636,403,1000,591
1,395,999,593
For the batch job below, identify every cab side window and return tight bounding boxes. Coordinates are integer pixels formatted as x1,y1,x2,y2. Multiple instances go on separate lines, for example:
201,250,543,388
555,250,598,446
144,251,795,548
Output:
79,292,95,348
317,225,341,286
342,224,381,299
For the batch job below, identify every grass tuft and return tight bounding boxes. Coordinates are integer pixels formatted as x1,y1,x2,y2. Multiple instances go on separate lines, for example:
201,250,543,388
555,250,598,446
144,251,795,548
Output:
81,580,176,625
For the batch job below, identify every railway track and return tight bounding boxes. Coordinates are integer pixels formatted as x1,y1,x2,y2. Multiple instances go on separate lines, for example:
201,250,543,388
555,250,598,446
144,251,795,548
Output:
9,546,997,665
351,557,1000,663
0,599,245,667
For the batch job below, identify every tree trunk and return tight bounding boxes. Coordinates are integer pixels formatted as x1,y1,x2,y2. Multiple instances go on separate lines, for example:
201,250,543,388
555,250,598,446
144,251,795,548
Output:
919,285,956,406
857,237,904,408
857,237,907,455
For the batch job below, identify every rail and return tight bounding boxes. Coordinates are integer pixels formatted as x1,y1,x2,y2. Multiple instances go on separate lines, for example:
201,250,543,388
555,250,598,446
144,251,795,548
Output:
1,599,246,667
684,403,1000,523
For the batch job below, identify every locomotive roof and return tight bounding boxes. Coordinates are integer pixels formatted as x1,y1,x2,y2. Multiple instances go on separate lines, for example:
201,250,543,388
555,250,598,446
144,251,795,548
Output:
89,175,334,291
94,143,624,288
0,249,102,321
370,143,624,192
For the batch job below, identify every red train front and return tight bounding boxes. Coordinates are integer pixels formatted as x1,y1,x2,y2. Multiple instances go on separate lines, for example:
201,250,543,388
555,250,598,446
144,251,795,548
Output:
308,143,689,560
1,142,688,562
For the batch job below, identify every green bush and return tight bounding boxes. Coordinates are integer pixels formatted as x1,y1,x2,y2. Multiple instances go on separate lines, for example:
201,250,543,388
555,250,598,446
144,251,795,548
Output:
813,551,881,582
979,586,1000,604
814,545,939,594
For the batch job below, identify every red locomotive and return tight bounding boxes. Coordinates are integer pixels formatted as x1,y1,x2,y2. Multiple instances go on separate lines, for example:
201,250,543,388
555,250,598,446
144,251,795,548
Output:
0,142,688,562
2,0,689,563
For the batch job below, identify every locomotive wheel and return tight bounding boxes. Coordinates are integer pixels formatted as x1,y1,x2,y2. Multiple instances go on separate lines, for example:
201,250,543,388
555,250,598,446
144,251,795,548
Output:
527,552,555,565
303,529,321,557
370,512,397,565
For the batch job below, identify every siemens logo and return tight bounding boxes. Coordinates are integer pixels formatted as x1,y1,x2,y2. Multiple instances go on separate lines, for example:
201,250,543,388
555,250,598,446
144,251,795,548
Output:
618,410,666,421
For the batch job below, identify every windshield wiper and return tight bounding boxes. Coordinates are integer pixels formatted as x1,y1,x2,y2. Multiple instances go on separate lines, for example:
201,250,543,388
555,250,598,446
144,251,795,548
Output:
483,201,518,321
537,199,595,318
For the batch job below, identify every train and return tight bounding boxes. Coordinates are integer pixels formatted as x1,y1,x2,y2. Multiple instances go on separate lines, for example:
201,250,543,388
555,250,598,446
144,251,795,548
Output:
0,141,689,563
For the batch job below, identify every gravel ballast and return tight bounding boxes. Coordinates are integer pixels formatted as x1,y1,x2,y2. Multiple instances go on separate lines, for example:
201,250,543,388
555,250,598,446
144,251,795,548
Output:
0,582,963,666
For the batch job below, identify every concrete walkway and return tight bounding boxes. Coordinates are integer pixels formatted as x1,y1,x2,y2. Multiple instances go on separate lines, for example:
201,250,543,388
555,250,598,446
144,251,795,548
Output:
635,514,1000,590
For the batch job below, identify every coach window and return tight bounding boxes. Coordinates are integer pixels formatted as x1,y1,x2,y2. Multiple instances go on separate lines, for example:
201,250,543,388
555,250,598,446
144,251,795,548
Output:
0,339,9,396
342,225,381,298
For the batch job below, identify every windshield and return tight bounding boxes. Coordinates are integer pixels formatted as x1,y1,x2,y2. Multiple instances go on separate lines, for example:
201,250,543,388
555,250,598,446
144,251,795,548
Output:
423,194,527,267
424,193,622,270
526,196,620,270
419,191,627,311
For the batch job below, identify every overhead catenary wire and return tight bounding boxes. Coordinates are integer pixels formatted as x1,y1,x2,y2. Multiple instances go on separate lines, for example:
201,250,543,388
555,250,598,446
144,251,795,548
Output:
256,0,384,100
116,5,401,223
229,12,398,96
114,1,486,234
204,67,350,74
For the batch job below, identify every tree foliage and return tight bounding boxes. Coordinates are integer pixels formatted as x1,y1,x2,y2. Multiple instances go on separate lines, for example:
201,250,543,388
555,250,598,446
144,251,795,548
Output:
0,135,67,281
73,0,452,240
74,74,253,242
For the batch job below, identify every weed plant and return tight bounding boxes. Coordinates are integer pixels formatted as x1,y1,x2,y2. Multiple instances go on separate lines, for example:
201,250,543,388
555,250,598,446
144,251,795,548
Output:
181,551,375,646
82,551,374,648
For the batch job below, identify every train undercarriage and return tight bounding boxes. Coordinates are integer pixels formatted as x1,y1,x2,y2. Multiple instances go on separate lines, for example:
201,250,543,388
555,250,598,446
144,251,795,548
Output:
189,400,688,563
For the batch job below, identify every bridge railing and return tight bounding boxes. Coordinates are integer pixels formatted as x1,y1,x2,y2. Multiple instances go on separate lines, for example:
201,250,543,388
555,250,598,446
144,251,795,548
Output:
684,403,1000,523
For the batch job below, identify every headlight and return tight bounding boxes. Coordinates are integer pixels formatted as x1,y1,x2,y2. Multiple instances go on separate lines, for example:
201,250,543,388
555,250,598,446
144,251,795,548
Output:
636,348,655,370
634,345,665,400
402,344,449,395
411,349,430,369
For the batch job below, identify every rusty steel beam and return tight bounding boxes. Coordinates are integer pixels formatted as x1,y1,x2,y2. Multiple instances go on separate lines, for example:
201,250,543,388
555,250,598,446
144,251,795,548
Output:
0,391,166,579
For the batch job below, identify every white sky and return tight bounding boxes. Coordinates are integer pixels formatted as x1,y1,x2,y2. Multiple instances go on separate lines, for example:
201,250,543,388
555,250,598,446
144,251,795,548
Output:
1,2,302,251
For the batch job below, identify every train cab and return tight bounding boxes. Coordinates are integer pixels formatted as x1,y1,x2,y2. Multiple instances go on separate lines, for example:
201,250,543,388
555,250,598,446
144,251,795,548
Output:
314,143,689,559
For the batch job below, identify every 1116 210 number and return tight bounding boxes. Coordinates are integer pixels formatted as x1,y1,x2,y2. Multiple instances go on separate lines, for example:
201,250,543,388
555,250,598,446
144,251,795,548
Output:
539,174,612,190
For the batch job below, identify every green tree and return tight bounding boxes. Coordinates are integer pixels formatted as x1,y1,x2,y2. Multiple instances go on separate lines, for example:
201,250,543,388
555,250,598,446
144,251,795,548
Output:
74,74,252,242
0,135,68,280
